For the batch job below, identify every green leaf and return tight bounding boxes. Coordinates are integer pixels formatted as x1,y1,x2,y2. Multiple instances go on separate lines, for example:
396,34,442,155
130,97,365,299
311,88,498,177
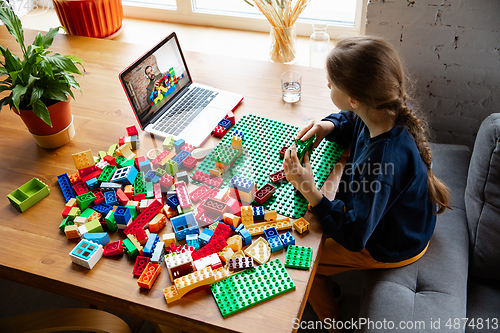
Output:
44,87,69,102
29,85,44,106
64,73,81,92
2,47,22,73
65,54,85,72
43,53,81,75
0,95,12,110
40,60,54,79
32,99,52,127
0,4,26,56
11,84,27,111
41,27,61,49
0,84,11,93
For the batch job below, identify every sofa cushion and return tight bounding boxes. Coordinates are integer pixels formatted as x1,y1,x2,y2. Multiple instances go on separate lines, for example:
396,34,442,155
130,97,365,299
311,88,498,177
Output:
465,113,500,280
466,277,500,333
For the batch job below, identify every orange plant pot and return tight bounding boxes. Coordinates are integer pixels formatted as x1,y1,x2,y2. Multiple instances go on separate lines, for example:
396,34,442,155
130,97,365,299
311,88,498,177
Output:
15,100,75,148
53,0,124,39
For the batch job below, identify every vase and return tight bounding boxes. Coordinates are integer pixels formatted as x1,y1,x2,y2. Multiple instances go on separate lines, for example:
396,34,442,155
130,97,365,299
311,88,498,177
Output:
269,24,297,65
15,99,75,149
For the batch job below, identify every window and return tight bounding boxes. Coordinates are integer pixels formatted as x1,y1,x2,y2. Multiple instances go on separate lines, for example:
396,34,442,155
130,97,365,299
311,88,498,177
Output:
123,0,367,36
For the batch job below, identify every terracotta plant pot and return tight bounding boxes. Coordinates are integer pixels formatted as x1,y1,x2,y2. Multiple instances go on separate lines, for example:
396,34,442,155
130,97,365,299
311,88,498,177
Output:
15,99,75,148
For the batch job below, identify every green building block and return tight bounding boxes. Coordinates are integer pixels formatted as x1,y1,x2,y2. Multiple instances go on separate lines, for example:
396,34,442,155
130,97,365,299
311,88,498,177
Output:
295,135,315,163
155,168,167,177
79,208,95,219
105,210,117,232
59,216,74,231
7,178,50,212
98,165,117,183
134,172,146,195
212,144,239,166
123,238,138,259
116,156,134,168
98,151,107,160
165,159,178,176
162,135,174,151
190,114,344,218
76,192,96,211
126,205,138,220
210,259,295,317
67,207,81,220
107,144,118,157
145,182,154,199
85,219,103,233
285,245,312,270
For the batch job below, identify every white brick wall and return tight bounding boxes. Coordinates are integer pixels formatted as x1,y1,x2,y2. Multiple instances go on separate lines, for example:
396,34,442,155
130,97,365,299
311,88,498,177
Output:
366,0,500,147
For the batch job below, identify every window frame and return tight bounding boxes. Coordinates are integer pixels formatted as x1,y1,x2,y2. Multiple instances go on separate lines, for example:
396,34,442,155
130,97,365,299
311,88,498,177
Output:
122,0,367,37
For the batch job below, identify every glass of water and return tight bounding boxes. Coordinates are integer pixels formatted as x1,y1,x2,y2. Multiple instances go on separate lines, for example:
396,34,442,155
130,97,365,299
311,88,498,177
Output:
281,71,302,103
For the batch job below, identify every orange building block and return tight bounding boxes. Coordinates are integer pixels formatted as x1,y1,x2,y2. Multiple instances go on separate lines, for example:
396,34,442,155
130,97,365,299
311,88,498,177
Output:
149,213,166,233
226,235,242,252
293,217,310,234
64,225,80,239
240,206,253,225
138,262,161,289
223,213,240,227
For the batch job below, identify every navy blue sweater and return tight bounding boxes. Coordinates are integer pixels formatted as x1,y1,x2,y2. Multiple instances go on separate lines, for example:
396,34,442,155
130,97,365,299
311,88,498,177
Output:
312,111,436,262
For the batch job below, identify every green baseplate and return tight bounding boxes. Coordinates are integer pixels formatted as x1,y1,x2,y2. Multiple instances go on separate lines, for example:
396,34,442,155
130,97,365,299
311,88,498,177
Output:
210,258,295,317
190,114,344,218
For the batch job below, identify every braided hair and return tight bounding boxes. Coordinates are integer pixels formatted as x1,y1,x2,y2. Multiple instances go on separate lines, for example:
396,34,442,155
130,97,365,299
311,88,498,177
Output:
326,36,450,214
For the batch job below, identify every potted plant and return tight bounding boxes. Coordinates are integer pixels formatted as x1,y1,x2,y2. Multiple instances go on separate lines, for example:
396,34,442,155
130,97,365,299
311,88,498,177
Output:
0,3,84,148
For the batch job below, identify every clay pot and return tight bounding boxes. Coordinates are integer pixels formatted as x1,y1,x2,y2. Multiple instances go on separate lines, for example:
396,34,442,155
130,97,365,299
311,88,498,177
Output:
15,99,75,148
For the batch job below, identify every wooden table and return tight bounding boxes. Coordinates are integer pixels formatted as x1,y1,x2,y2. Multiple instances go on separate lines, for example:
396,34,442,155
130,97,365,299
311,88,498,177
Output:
0,27,343,332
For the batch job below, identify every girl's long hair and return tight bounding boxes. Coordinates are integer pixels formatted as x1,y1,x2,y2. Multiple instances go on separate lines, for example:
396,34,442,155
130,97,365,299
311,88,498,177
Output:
327,36,450,214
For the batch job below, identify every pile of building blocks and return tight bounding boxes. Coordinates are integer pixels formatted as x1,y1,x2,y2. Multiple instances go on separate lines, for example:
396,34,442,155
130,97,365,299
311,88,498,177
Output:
7,178,50,212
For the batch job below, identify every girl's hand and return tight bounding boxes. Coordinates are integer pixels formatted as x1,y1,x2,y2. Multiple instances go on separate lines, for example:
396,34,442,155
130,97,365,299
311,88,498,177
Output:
283,144,323,206
295,120,335,149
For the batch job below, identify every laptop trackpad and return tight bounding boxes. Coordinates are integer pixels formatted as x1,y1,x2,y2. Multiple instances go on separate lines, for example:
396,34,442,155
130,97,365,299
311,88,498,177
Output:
179,106,227,146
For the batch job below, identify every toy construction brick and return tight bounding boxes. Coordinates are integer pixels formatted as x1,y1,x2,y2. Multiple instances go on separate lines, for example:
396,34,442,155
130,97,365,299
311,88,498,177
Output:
151,241,166,265
193,253,222,271
279,231,295,247
85,219,103,233
293,217,310,234
217,247,234,264
199,228,214,247
100,182,121,193
222,213,240,228
210,259,295,317
285,245,312,270
175,181,192,209
254,183,276,205
98,165,117,183
186,234,200,250
166,195,179,209
124,199,163,235
85,177,98,191
163,266,219,304
218,118,232,130
96,159,109,170
158,174,174,189
228,175,255,194
84,232,110,246
170,212,199,241
103,155,117,166
172,150,191,167
103,240,123,256
228,257,254,272
245,218,292,237
69,239,103,269
174,139,185,153
64,225,80,239
212,144,239,166
139,160,152,173
155,167,168,178
162,136,175,151
232,129,244,139
103,191,118,206
116,144,136,161
226,235,243,252
149,213,166,233
165,251,193,282
110,165,138,185
92,190,105,205
182,155,197,170
235,224,252,247
295,135,315,162
72,149,95,170
105,210,117,232
264,227,279,241
143,233,160,257
162,233,176,247
8,178,50,213
165,159,178,177
138,262,161,289
191,233,228,261
212,124,227,138
57,174,76,202
191,170,223,188
279,146,289,159
72,181,89,196
126,125,138,136
252,206,265,221
59,216,74,232
269,169,287,184
201,198,227,218
267,236,283,253
176,171,189,184
189,184,211,203
76,192,96,211
69,172,82,184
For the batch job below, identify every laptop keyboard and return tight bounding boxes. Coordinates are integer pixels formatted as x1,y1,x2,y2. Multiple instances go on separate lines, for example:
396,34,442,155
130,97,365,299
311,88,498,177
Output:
153,87,219,136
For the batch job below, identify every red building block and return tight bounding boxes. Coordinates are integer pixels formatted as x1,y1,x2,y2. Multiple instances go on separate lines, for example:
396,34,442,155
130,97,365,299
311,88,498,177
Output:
93,190,105,205
135,228,149,245
103,240,123,256
62,206,72,218
124,200,163,235
191,170,223,188
181,143,195,152
73,181,89,195
175,181,192,210
133,193,146,201
226,197,242,215
254,183,276,204
269,169,287,184
116,189,129,206
118,136,126,146
212,125,227,138
225,110,235,126
201,198,227,218
183,156,197,170
195,207,215,227
103,155,117,166
159,174,174,189
135,155,146,170
133,256,150,276
127,125,139,136
279,146,289,159
190,184,211,203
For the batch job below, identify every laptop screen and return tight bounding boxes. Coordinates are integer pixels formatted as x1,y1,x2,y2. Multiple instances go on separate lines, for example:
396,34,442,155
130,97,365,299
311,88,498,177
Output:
119,33,192,129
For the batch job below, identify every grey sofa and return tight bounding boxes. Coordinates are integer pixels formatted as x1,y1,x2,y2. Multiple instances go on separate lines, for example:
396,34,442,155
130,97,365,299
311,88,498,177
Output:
355,114,500,332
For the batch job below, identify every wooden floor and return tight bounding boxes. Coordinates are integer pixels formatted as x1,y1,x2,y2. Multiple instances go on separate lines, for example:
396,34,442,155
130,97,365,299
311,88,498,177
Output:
21,8,314,67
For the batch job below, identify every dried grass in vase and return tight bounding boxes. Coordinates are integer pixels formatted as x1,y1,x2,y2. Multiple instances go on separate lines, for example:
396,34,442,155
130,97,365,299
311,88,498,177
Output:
245,0,311,63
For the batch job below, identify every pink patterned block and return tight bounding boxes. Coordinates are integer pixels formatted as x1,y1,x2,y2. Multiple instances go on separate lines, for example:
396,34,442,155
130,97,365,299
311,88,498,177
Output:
189,184,211,203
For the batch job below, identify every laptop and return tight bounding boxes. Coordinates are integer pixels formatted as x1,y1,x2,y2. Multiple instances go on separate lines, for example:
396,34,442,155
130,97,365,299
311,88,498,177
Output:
119,32,244,147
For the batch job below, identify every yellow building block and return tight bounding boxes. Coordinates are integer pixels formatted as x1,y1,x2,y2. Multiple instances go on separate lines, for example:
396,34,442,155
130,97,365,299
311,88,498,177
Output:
264,210,277,222
245,218,292,237
209,168,223,177
240,206,253,225
64,225,80,239
293,217,310,234
116,144,136,160
72,149,95,170
162,233,176,247
163,267,215,304
218,247,235,264
223,213,240,227
244,237,271,265
226,235,242,252
127,234,144,255
66,198,78,207
231,136,242,150
88,211,101,222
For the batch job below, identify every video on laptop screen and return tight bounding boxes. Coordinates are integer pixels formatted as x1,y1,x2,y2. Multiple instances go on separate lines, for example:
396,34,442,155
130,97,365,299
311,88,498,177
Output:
121,35,191,127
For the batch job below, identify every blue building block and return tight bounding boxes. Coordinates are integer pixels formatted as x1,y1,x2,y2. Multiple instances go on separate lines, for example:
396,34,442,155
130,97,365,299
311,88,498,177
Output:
228,175,255,194
166,195,179,209
218,118,232,130
172,150,191,168
57,173,76,202
186,234,200,250
139,160,152,172
144,170,156,181
114,206,131,226
279,232,295,247
235,224,252,246
104,190,118,206
174,139,185,153
84,232,110,246
268,236,283,253
143,233,160,257
199,228,214,247
232,130,244,139
252,206,265,221
86,177,99,191
99,182,122,192
109,165,138,185
151,242,166,265
264,227,279,241
170,212,199,241
92,203,113,216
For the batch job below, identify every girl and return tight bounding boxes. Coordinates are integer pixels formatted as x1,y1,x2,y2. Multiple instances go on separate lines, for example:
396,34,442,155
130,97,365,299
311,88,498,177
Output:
283,36,450,323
